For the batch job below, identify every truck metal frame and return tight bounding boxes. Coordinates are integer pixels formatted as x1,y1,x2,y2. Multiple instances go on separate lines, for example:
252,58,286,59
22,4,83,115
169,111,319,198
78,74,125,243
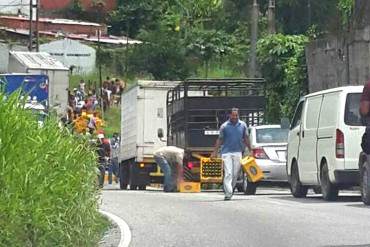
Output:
166,78,265,183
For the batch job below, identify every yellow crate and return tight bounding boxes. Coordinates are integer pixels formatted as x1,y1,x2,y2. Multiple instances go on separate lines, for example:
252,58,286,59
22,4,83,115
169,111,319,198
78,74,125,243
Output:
179,182,201,193
241,156,264,183
200,157,223,183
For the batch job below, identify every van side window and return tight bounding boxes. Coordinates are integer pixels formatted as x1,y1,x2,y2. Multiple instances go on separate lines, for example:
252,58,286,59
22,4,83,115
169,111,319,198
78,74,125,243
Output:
291,101,304,129
319,93,338,128
345,93,363,126
305,96,323,129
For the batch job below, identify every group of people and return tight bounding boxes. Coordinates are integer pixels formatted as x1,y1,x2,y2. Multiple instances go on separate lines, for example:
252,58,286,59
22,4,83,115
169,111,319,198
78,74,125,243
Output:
66,77,125,119
102,77,126,110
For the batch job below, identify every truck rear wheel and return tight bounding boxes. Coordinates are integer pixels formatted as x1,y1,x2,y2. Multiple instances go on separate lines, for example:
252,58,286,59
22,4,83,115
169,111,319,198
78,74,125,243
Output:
361,160,370,205
130,185,138,190
120,182,128,190
119,162,129,190
320,163,338,201
138,185,147,190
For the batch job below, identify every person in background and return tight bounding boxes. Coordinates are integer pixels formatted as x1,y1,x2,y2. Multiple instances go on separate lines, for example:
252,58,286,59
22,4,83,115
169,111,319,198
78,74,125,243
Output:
109,133,120,184
360,80,370,153
79,80,86,97
153,146,184,192
211,108,251,201
96,133,111,188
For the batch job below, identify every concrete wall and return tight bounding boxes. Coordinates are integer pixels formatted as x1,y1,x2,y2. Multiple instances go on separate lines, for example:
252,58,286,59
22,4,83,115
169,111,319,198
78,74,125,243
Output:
0,43,28,73
306,26,370,92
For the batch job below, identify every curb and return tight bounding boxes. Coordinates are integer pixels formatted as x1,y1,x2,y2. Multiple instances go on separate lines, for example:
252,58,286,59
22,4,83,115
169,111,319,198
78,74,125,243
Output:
99,210,132,247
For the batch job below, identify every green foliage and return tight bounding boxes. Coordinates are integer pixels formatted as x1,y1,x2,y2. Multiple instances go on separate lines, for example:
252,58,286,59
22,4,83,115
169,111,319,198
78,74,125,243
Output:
0,92,107,246
109,0,165,37
257,34,308,123
107,0,246,79
338,0,354,25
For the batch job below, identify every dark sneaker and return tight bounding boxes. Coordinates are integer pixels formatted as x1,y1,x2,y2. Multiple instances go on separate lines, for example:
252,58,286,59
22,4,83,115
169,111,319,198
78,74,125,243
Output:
224,196,231,201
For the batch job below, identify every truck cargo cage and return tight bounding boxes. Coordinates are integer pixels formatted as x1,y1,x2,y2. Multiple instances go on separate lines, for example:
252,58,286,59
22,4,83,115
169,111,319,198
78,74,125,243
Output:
167,78,266,151
167,78,266,184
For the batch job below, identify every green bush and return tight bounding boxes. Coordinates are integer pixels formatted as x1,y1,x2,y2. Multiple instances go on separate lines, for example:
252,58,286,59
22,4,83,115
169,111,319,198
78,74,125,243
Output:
0,92,108,246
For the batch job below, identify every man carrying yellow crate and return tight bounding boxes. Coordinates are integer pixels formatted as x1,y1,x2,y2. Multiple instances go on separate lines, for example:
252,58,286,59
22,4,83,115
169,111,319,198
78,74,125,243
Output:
211,108,251,201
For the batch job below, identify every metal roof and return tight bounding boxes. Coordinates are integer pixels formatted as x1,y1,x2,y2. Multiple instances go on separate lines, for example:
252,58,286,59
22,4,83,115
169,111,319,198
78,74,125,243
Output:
0,15,103,27
0,27,142,46
9,51,69,71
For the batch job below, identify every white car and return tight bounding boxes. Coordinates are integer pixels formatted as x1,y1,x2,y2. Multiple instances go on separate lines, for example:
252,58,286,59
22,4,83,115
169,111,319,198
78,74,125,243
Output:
249,125,289,183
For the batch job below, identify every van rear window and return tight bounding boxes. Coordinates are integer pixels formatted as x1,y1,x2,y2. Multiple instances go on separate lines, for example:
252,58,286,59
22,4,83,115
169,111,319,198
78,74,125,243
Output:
345,93,363,126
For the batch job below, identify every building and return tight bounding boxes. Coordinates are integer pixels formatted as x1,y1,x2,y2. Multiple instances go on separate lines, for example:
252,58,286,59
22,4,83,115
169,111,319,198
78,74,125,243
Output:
0,0,117,16
40,0,117,13
0,0,29,16
8,51,69,114
40,39,96,74
0,15,107,35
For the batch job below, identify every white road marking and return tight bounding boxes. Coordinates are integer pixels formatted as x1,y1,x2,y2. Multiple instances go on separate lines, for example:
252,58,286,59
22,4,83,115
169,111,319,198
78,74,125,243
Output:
100,210,132,247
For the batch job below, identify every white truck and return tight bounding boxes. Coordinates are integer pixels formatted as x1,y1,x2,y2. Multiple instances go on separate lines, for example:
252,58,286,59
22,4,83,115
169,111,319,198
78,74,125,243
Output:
119,80,179,190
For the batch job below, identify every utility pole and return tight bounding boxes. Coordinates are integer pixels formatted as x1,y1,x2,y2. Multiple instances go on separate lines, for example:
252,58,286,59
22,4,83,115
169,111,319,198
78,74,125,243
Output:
35,0,39,51
267,0,276,34
28,0,39,51
98,29,104,118
307,0,312,27
248,0,259,77
28,0,33,51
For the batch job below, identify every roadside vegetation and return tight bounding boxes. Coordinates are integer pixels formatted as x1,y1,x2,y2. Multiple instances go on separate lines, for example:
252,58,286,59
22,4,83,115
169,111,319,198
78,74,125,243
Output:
0,91,109,246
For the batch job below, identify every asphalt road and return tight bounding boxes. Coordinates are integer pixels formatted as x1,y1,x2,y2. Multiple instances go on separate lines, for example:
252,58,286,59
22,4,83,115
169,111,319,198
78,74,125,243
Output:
100,185,370,247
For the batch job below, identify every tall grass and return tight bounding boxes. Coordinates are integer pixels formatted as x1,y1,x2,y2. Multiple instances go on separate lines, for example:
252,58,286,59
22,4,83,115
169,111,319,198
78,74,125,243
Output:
103,105,121,137
0,91,108,247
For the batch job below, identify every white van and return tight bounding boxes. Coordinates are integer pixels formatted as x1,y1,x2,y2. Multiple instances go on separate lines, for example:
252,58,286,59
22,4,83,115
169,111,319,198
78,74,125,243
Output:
287,86,365,201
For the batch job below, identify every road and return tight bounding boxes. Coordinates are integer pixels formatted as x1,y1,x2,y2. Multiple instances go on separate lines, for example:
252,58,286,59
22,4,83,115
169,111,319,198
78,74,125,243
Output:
100,185,370,247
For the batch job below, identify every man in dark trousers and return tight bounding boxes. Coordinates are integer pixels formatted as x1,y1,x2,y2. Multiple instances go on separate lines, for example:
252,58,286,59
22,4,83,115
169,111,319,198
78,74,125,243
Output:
359,80,370,204
97,133,111,188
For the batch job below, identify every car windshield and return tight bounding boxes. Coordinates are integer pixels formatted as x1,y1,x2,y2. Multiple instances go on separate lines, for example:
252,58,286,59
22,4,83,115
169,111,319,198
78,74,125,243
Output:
345,93,363,126
256,128,289,143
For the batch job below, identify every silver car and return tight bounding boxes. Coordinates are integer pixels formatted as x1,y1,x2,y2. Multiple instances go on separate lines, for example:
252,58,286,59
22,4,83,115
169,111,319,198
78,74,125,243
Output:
249,125,289,182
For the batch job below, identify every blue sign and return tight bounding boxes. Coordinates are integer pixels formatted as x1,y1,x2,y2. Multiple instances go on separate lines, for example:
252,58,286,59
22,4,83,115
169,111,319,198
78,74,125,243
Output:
0,74,49,106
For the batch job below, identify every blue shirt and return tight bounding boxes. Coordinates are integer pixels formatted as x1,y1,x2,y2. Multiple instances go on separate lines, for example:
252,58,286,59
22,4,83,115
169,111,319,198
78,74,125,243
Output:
219,119,248,154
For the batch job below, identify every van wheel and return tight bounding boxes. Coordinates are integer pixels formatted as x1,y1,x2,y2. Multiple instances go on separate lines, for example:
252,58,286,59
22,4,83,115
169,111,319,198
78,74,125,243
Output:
320,163,338,201
290,162,308,198
361,161,370,205
313,186,321,194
